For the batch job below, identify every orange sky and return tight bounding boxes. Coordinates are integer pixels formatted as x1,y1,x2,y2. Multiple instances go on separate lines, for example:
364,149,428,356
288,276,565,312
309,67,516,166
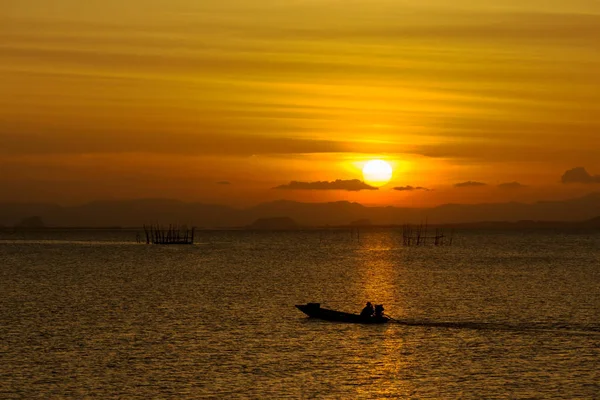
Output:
2,0,600,206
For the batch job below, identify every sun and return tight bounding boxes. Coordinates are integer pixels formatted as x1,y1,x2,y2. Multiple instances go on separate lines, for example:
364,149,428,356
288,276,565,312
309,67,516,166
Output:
362,159,393,187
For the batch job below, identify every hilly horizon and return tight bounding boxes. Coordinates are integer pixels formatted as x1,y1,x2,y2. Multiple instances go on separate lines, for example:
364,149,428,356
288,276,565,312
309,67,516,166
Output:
1,192,600,228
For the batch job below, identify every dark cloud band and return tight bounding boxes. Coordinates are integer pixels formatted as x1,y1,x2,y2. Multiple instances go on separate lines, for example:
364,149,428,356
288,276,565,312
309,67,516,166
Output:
274,179,378,191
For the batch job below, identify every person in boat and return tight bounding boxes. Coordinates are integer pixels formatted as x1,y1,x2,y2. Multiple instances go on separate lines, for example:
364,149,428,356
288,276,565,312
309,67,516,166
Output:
374,304,385,318
360,302,374,318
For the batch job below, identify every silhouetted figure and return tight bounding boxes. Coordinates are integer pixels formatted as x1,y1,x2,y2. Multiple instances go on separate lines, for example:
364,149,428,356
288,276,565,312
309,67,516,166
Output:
360,302,374,318
374,304,385,318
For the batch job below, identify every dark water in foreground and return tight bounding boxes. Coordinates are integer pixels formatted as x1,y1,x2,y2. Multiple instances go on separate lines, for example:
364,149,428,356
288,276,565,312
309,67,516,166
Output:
1,229,599,399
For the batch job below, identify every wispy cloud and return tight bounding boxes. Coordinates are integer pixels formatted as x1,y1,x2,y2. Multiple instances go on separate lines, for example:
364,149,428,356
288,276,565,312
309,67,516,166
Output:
454,181,487,188
497,181,526,189
273,179,378,191
216,181,231,185
393,185,431,191
0,130,347,156
561,167,600,184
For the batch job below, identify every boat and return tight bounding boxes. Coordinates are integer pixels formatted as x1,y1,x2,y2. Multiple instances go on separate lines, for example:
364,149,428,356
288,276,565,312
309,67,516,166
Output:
295,303,390,324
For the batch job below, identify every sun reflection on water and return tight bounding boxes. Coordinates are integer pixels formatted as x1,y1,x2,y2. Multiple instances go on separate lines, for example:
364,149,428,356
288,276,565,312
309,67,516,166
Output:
352,229,408,317
338,229,419,397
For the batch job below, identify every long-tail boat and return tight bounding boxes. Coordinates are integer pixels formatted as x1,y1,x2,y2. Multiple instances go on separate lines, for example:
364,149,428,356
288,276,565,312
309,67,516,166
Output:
295,303,389,324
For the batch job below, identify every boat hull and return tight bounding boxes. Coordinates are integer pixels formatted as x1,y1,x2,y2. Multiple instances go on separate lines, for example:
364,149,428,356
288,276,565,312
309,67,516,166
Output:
295,303,389,324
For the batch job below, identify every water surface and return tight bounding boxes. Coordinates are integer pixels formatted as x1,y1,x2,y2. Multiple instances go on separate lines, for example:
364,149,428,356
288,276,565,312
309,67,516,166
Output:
1,229,598,398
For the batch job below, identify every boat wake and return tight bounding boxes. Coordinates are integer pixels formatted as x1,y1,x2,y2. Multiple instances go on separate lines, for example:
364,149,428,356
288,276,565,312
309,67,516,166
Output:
390,319,600,336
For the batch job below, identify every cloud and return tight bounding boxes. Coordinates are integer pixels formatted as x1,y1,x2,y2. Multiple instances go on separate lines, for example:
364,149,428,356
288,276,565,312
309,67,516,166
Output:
3,6,600,171
273,179,378,191
454,181,487,188
245,13,600,47
561,167,600,184
393,185,431,192
497,181,526,189
0,130,347,157
217,181,231,185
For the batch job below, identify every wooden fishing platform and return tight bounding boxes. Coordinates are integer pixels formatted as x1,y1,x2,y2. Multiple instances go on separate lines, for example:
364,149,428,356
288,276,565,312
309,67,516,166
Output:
402,223,454,246
142,224,195,245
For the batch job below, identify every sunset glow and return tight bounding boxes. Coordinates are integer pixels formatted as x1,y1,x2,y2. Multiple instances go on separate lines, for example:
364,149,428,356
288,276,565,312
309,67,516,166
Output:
1,1,600,207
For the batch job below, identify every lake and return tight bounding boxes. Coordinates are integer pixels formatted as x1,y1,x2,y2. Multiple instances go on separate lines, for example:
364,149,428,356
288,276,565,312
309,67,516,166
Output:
1,228,598,398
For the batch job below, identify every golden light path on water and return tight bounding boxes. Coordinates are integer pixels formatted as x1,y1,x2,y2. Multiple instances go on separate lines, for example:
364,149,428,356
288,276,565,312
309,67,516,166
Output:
352,230,415,397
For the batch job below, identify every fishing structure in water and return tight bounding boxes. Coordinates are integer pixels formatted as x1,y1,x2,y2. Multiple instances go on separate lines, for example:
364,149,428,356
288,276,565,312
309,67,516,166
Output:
402,222,453,246
142,224,195,245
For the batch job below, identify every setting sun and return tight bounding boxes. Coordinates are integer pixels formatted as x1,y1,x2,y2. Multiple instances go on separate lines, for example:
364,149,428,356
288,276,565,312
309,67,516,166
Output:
362,160,393,187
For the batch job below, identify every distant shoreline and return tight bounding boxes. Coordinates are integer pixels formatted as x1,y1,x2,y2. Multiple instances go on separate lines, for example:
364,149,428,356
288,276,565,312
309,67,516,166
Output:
2,218,599,232
2,193,599,229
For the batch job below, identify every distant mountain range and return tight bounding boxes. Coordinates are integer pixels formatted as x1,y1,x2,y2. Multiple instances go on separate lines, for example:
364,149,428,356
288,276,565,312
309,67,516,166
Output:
1,193,599,228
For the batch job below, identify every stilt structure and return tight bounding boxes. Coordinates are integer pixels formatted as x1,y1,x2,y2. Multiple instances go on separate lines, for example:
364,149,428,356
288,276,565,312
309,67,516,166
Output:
143,224,195,245
402,222,453,246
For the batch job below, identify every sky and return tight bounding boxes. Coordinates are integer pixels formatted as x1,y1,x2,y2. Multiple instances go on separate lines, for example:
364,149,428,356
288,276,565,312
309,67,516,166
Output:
2,0,600,207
